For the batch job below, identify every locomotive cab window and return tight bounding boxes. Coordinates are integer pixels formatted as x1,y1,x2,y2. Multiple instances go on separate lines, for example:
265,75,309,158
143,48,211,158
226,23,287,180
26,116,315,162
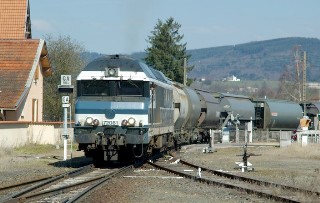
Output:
78,80,110,96
77,80,149,97
116,81,144,96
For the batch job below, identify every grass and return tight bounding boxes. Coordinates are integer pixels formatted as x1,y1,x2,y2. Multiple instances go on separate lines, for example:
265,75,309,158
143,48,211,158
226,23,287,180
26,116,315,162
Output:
0,143,81,172
275,143,320,159
0,147,13,158
13,144,59,155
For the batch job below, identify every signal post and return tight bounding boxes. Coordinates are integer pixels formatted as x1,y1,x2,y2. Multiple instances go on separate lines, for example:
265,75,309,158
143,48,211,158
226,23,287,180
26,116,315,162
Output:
58,75,74,160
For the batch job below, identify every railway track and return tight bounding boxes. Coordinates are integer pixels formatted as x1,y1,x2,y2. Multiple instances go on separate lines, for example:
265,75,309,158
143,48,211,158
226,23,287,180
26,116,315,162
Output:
0,164,132,203
148,155,320,203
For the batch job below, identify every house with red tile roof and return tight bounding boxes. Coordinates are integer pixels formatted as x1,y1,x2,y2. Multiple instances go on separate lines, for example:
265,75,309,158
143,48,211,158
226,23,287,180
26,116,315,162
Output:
0,0,52,121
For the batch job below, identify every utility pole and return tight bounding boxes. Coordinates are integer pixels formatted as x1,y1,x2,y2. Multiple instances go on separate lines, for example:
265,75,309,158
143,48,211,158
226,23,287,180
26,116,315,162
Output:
183,58,187,86
294,46,302,101
303,51,307,116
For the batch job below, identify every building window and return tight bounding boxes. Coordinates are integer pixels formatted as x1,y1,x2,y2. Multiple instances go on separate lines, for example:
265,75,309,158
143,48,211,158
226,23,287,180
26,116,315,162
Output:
32,99,38,122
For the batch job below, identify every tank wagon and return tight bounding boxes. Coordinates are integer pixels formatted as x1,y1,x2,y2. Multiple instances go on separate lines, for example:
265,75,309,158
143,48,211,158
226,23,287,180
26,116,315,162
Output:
253,99,302,130
172,83,202,143
74,55,308,165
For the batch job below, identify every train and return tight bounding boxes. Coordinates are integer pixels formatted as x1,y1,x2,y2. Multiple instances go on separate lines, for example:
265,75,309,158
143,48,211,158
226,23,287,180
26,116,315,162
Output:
74,55,320,165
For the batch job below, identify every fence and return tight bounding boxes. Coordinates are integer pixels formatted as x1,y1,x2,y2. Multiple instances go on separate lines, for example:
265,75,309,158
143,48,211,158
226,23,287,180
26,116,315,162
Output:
214,129,286,143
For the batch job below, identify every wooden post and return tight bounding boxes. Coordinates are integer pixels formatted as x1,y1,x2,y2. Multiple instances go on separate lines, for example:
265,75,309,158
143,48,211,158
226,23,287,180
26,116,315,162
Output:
303,51,307,116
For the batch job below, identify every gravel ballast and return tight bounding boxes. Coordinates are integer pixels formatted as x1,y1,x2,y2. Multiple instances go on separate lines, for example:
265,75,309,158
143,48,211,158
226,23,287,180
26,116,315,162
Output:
1,143,320,202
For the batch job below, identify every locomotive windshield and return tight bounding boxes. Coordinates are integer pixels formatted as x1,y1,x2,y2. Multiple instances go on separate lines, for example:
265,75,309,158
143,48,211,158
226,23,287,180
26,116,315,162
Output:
78,80,149,97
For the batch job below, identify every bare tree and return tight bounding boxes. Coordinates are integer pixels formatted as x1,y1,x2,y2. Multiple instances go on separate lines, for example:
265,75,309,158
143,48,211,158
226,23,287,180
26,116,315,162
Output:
254,81,276,99
43,35,86,121
277,46,304,102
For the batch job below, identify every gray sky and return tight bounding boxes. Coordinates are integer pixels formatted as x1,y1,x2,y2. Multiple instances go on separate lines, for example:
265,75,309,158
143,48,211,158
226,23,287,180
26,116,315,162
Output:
30,0,320,54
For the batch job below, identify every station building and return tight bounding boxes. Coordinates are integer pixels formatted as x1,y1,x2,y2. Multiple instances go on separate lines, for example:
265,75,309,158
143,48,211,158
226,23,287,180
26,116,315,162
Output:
0,0,52,122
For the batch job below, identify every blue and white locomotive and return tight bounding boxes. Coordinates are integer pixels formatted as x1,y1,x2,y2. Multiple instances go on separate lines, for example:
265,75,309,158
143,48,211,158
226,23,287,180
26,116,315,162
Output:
74,55,176,164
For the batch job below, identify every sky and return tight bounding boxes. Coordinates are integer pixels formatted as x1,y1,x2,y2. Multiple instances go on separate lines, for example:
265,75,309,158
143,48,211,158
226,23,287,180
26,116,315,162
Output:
29,0,320,55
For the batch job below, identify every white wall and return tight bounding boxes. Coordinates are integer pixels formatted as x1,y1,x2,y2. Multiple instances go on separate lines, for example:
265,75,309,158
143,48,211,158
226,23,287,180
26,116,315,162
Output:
0,122,73,148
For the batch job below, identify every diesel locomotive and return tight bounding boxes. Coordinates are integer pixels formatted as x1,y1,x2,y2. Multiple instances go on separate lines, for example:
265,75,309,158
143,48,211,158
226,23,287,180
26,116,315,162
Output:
74,55,176,164
74,55,317,165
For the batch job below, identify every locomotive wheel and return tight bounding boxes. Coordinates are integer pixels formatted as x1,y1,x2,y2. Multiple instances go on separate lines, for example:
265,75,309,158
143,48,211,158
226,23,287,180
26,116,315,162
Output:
84,150,93,157
152,148,161,156
92,150,104,167
118,146,135,163
131,144,150,163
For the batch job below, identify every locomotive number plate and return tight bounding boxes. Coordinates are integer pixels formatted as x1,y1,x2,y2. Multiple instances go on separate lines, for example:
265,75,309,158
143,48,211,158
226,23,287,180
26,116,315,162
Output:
102,121,118,126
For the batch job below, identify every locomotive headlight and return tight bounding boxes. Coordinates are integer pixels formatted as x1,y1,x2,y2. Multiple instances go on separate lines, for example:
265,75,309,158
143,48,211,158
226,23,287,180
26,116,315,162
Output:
128,117,136,126
93,119,100,126
121,119,128,126
105,67,119,77
85,117,94,125
108,68,116,76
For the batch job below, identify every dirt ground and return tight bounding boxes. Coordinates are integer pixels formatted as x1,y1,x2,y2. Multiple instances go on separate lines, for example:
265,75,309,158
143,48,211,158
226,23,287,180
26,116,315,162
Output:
0,144,90,187
180,143,320,191
79,143,320,203
1,143,320,202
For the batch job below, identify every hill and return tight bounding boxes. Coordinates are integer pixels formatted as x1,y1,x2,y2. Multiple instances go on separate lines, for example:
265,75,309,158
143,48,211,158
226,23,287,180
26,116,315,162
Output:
187,37,320,81
83,37,320,82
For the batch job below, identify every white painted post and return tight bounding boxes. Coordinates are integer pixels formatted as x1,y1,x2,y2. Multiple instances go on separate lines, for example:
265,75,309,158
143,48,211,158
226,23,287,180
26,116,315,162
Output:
244,124,248,143
198,167,202,178
302,134,308,147
235,123,239,143
58,75,73,161
62,102,69,161
249,117,253,143
210,129,214,149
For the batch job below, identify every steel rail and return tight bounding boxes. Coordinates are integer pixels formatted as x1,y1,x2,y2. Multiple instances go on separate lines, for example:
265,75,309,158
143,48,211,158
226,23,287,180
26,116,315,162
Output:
66,165,133,203
3,165,132,203
147,161,301,203
179,159,320,197
1,148,166,203
0,164,93,203
0,176,53,192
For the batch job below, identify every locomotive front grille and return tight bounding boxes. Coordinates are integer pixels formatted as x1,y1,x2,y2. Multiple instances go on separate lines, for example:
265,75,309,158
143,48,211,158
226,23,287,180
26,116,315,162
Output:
103,128,116,135
126,128,140,135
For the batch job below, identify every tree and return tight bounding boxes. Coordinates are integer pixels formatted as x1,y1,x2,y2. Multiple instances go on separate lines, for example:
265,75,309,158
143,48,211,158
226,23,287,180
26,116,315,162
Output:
253,81,276,99
277,47,306,102
43,35,86,121
145,17,192,84
277,67,300,101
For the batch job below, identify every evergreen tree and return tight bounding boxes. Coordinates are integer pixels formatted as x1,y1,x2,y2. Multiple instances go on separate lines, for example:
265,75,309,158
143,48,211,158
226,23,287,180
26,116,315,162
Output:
145,17,192,84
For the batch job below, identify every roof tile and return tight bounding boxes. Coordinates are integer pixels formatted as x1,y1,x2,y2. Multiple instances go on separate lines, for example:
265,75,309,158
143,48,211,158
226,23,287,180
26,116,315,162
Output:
0,0,29,39
0,39,40,109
